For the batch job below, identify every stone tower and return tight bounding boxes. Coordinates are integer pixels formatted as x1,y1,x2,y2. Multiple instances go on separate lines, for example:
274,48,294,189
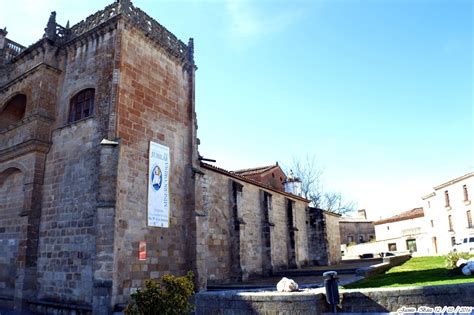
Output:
0,1,199,313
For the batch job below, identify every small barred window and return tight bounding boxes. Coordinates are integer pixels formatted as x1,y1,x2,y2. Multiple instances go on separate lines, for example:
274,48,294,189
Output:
69,89,95,123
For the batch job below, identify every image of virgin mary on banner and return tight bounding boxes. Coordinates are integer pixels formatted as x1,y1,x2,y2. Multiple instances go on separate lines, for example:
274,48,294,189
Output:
147,141,170,228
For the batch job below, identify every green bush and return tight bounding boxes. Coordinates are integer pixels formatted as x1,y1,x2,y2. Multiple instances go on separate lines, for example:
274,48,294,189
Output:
124,272,195,315
445,251,470,269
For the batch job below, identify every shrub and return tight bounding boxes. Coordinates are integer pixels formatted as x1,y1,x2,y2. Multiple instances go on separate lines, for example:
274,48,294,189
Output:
445,251,470,270
124,271,195,315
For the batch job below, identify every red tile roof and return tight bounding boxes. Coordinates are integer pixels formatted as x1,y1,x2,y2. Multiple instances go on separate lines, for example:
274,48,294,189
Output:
233,164,280,177
373,207,424,225
200,162,309,203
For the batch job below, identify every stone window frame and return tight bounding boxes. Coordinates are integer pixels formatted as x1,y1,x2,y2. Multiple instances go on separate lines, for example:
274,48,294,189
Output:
448,214,454,232
444,190,450,208
68,88,95,123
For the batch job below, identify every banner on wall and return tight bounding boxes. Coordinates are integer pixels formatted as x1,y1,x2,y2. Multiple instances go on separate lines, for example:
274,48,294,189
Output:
147,141,170,228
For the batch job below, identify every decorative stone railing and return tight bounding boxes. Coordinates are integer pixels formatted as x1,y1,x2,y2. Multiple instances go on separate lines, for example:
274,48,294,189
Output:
69,1,119,37
3,39,25,62
120,1,189,61
69,0,189,62
2,0,192,66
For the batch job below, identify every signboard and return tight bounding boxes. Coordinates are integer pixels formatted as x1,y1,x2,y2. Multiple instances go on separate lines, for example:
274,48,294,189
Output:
147,141,170,228
139,241,147,260
402,227,421,236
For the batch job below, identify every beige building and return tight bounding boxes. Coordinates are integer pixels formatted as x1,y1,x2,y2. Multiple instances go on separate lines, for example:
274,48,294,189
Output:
342,208,430,257
342,173,473,258
339,209,375,246
422,172,473,255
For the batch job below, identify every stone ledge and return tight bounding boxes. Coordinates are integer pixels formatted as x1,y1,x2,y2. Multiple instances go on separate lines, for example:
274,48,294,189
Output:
196,283,474,314
355,254,411,277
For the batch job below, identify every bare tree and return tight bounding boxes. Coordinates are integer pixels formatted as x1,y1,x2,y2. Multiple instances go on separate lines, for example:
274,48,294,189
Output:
322,191,357,214
288,155,356,215
291,155,323,203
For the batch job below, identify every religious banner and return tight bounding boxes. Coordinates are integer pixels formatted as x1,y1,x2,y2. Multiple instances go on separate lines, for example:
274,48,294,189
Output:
147,141,170,228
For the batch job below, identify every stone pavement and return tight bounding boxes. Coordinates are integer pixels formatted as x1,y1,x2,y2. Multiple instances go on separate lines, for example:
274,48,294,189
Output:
207,259,377,290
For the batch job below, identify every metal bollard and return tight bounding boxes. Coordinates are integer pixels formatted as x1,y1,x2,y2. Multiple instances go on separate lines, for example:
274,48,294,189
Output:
323,271,339,313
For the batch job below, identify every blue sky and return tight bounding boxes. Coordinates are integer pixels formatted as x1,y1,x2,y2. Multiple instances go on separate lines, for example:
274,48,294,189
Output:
1,0,472,219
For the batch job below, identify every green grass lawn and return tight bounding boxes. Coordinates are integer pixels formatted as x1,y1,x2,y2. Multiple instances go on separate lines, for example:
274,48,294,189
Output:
343,256,474,289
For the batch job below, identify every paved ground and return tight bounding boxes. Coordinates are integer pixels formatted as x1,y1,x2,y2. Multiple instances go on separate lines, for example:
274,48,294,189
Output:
207,259,377,290
1,260,377,313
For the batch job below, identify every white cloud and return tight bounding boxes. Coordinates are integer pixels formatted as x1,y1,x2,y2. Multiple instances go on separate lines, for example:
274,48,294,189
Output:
225,0,305,42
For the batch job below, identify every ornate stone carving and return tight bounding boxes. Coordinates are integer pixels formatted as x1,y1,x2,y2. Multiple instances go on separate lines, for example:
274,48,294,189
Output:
44,11,57,40
4,1,195,66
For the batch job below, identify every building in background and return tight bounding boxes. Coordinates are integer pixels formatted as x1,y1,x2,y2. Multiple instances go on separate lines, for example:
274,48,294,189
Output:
373,207,433,255
422,172,473,255
342,207,431,258
339,209,375,246
232,163,287,192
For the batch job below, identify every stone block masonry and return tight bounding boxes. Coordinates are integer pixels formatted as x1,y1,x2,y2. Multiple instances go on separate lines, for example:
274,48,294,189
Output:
1,0,197,311
199,165,311,284
111,21,197,306
0,1,338,313
36,118,101,306
195,283,474,314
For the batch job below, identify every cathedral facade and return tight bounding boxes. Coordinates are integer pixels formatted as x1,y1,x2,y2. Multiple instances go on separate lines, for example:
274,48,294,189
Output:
0,1,338,313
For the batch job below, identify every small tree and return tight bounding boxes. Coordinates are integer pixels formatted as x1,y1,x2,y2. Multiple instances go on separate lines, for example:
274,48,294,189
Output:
124,272,195,315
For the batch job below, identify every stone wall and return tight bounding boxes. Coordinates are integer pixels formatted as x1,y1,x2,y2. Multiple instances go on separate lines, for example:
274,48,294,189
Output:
307,208,341,265
111,22,196,305
323,211,342,265
199,166,310,284
196,289,329,315
340,283,474,312
339,220,375,245
0,168,26,299
307,207,327,265
195,283,474,314
36,118,101,306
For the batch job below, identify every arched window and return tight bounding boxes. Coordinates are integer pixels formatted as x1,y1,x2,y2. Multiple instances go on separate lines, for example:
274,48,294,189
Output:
0,94,26,129
69,89,95,123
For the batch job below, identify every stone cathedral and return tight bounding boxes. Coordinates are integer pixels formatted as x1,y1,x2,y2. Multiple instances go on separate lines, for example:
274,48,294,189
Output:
0,1,340,313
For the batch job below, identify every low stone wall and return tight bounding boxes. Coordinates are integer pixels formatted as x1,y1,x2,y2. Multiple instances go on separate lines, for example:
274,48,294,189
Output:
356,254,411,277
195,289,329,315
195,283,474,314
340,283,474,312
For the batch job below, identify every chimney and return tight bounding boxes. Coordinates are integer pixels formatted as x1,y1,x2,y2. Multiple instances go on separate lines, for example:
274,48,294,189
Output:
358,209,367,220
284,170,302,197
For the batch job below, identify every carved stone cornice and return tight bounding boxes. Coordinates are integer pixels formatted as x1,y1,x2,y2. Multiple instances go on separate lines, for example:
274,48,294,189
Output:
5,1,196,70
0,139,51,163
0,62,61,92
0,113,54,134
